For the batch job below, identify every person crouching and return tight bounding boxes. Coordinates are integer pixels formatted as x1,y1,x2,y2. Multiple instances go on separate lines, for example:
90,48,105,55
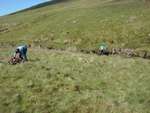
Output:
14,44,30,61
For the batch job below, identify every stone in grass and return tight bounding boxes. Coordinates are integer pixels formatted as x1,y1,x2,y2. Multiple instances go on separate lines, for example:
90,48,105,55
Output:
138,50,147,58
146,52,150,59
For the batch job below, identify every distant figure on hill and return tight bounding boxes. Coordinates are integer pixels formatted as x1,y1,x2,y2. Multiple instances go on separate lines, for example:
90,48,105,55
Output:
14,44,31,61
99,42,109,55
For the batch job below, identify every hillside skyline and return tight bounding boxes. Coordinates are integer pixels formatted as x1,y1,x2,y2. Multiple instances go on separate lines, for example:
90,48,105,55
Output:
0,0,51,16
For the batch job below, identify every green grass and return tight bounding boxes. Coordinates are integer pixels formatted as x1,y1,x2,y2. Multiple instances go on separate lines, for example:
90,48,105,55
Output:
0,0,150,113
0,0,150,51
0,48,150,113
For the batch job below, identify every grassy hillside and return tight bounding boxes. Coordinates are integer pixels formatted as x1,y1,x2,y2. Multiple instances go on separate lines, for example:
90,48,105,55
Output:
0,0,150,51
0,0,150,113
0,48,150,113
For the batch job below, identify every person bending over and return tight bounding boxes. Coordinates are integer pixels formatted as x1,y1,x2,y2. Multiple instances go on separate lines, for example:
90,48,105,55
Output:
14,44,30,61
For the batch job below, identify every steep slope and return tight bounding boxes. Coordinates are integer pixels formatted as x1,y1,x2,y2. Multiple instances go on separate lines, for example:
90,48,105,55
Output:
0,0,150,51
0,1,150,113
0,48,150,113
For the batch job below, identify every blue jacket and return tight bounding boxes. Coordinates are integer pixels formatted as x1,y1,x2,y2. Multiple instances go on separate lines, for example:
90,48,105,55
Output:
16,45,28,60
